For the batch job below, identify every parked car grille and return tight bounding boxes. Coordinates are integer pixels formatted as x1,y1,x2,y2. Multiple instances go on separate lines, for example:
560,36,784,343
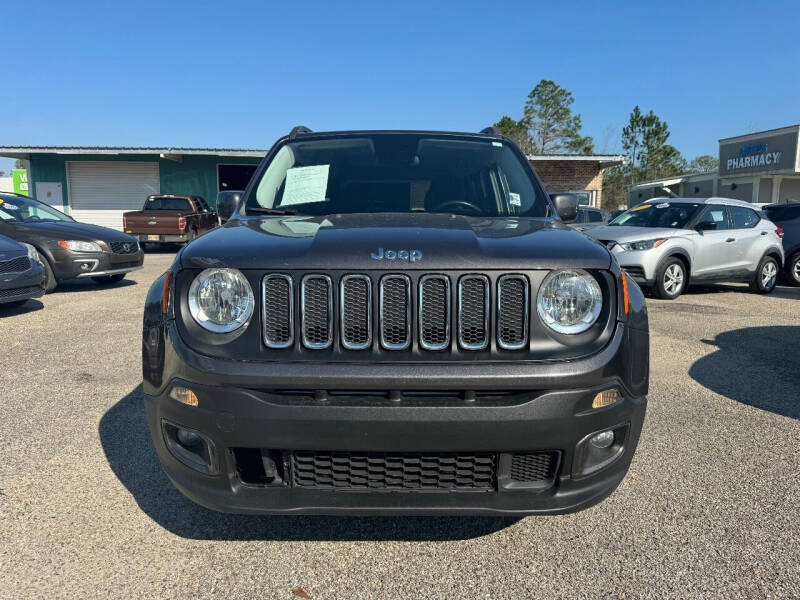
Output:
0,256,30,274
0,285,41,300
290,451,497,490
260,272,537,353
510,452,559,482
109,241,139,254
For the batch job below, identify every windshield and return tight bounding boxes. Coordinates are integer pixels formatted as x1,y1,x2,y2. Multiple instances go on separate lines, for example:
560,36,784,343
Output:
609,202,702,229
0,196,74,223
246,133,549,218
146,197,193,211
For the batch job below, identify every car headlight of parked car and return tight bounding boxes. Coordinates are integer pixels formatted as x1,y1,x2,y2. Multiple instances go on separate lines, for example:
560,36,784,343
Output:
188,268,254,333
537,269,602,334
618,239,666,251
21,243,42,264
58,240,103,252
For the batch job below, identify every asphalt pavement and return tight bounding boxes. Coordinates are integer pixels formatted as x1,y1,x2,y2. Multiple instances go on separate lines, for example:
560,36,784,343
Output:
1,250,799,599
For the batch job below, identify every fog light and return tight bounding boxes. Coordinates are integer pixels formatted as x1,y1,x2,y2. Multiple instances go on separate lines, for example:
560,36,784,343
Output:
177,428,201,448
589,430,615,449
592,389,621,409
169,386,199,407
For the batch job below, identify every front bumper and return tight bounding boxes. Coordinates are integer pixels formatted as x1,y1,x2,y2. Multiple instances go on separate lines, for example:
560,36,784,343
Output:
52,249,144,280
143,319,649,516
0,262,45,304
137,233,191,244
608,247,664,285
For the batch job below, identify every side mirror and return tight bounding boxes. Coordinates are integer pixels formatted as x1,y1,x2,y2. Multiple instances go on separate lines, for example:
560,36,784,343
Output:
696,221,717,232
550,193,579,223
216,190,243,224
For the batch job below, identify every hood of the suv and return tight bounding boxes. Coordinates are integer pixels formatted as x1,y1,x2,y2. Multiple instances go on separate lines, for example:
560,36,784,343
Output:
181,213,611,270
587,225,687,244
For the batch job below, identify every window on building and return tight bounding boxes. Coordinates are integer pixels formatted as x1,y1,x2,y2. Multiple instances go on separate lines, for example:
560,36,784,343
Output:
570,190,595,206
729,206,760,229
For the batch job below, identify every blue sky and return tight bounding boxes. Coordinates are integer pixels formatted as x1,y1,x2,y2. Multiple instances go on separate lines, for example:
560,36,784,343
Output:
3,0,798,174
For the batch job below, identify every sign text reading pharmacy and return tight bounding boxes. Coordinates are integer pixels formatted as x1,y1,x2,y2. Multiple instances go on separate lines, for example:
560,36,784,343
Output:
719,128,798,176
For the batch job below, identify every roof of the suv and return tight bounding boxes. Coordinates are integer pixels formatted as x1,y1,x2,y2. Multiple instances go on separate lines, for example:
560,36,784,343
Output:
642,196,756,208
283,128,503,141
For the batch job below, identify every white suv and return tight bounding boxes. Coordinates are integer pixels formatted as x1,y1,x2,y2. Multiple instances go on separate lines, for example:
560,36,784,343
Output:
588,197,784,299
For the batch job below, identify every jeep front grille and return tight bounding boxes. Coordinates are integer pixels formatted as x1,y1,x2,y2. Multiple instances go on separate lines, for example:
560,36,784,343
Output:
379,275,411,350
262,274,293,348
458,275,489,350
301,275,333,349
340,275,371,350
419,275,450,350
260,272,534,353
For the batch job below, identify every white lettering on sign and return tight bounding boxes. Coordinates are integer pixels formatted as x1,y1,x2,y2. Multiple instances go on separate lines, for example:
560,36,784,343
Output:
726,152,781,171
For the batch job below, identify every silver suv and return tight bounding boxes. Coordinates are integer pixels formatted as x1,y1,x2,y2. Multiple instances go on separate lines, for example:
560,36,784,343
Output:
588,197,784,299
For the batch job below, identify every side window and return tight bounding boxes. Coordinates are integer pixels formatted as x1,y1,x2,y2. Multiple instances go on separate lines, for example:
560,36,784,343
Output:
696,205,729,230
196,197,209,213
574,208,586,223
587,210,604,223
729,206,760,229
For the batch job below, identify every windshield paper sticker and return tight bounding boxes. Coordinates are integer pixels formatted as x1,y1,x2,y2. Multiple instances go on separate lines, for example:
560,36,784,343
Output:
509,192,521,207
282,165,330,206
1,203,18,210
655,202,670,208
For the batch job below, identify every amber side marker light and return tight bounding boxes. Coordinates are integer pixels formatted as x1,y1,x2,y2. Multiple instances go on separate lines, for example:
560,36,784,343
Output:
162,271,171,313
169,386,199,407
592,389,621,409
620,272,630,314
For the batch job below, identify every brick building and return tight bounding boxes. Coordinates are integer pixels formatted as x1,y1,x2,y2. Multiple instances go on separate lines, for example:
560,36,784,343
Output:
529,154,625,209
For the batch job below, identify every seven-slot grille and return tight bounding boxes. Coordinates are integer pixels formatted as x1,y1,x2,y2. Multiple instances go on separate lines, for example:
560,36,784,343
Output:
0,256,30,274
261,272,532,352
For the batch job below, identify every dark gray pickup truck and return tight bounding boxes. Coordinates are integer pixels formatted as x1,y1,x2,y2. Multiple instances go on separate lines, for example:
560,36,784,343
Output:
142,127,649,516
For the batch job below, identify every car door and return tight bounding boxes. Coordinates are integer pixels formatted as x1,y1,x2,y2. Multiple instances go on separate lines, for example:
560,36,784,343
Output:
727,205,764,275
690,204,737,278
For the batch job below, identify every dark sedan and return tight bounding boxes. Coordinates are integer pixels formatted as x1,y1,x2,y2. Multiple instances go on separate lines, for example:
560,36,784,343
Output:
0,193,144,291
0,234,45,307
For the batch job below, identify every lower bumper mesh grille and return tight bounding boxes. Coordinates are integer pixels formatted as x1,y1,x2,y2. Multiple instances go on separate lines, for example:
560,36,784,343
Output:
510,452,559,482
290,451,497,490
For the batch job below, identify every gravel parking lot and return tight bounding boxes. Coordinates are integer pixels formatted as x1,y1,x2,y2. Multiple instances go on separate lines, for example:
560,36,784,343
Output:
1,250,799,599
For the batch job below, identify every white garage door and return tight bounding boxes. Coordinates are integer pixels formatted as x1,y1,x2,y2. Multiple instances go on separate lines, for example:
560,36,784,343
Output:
67,161,160,230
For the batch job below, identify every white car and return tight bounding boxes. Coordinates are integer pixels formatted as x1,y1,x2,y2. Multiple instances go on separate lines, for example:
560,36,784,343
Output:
588,197,784,299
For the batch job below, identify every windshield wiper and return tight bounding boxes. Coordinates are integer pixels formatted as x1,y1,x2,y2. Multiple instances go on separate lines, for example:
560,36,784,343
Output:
246,206,300,216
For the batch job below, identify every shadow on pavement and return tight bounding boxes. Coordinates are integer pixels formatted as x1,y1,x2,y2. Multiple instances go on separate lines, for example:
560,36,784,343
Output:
0,298,44,316
54,278,138,294
99,385,519,541
689,326,800,419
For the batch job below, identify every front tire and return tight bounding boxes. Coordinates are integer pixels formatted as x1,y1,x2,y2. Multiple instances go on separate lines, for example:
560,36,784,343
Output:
750,255,778,294
37,253,58,293
92,273,126,284
654,258,686,299
786,252,800,287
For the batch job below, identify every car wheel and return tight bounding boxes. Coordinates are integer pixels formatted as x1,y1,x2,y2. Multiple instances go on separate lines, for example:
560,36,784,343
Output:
750,255,778,294
37,253,58,293
92,274,126,284
787,252,800,287
654,258,686,300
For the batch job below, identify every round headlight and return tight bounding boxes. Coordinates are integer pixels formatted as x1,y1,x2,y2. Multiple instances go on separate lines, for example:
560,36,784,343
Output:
188,268,254,333
537,269,602,334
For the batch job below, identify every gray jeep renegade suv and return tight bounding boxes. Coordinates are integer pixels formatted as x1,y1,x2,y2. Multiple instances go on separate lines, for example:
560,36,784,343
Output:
142,127,649,515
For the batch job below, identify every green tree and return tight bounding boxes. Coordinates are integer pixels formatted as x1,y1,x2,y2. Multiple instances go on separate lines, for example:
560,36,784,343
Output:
522,80,594,154
687,154,718,174
621,106,684,181
493,115,528,150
